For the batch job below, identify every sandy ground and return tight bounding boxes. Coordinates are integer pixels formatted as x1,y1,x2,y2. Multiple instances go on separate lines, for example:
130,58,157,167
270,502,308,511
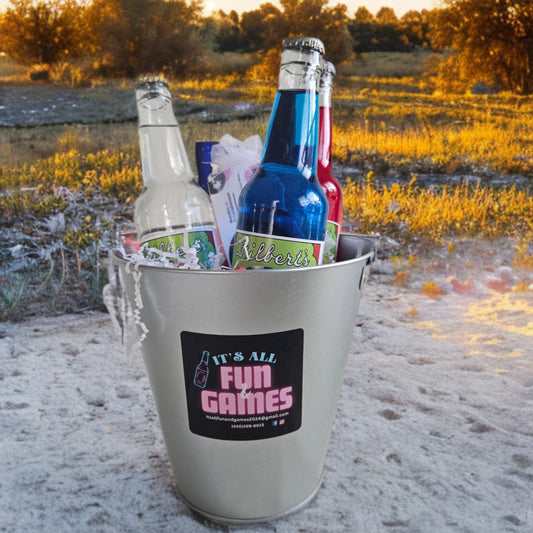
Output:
1,245,533,532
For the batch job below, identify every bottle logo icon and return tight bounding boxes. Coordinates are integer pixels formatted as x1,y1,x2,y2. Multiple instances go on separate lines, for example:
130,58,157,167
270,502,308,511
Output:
193,351,210,388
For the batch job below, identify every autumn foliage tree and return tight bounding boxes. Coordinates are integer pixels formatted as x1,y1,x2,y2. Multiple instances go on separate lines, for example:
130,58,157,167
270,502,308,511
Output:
348,6,432,54
240,3,284,52
430,0,533,94
348,7,376,54
279,0,353,64
244,0,353,81
0,0,206,78
207,10,244,53
0,0,89,66
86,0,206,77
400,9,432,49
0,0,437,81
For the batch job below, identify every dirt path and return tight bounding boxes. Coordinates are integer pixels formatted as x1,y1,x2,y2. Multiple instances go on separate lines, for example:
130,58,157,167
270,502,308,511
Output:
0,83,136,126
1,250,532,532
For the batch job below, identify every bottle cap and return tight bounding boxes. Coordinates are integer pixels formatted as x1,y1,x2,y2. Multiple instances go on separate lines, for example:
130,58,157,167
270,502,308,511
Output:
135,75,172,108
282,36,325,55
135,75,169,91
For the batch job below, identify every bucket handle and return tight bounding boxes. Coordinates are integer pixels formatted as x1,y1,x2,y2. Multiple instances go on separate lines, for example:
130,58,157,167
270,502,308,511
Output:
348,234,378,291
359,255,374,291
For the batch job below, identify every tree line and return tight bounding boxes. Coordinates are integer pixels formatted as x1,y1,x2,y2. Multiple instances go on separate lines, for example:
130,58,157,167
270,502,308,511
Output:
1,0,532,95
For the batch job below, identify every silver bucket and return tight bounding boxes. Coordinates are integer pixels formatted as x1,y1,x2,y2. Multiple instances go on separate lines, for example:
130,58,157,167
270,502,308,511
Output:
113,233,375,524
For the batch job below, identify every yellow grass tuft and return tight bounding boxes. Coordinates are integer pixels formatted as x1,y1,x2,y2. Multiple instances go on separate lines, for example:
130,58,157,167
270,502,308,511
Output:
343,173,533,245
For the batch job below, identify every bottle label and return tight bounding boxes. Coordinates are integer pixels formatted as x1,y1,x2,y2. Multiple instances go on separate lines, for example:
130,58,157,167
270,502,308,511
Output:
323,220,340,264
141,227,217,269
232,230,324,269
181,329,303,441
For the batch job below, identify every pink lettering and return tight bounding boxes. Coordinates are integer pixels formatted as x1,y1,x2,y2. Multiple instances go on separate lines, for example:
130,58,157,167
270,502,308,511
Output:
237,391,265,414
219,365,272,390
265,389,280,412
220,366,233,389
202,367,292,415
279,386,293,409
202,389,292,415
254,365,271,388
233,366,253,390
218,392,236,415
201,390,219,413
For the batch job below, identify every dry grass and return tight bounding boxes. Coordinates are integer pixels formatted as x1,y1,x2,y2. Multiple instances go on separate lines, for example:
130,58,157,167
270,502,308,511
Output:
3,56,532,177
0,53,26,80
1,51,532,321
332,79,533,177
343,173,533,245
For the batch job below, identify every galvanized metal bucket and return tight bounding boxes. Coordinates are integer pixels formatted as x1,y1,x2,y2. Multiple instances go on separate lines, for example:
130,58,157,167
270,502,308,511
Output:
113,233,374,524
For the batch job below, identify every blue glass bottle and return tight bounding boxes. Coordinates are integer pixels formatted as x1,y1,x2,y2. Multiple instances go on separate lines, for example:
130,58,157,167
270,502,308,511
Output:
232,37,328,269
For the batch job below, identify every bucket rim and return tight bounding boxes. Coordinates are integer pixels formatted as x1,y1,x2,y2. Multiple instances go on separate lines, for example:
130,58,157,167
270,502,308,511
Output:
112,232,376,275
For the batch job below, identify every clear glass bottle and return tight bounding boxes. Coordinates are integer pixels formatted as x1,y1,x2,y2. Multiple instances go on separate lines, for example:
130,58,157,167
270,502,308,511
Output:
232,37,328,269
134,76,218,269
317,60,343,263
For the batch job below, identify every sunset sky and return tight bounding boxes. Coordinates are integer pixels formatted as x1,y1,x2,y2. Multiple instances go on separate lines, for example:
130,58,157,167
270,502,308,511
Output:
0,0,439,17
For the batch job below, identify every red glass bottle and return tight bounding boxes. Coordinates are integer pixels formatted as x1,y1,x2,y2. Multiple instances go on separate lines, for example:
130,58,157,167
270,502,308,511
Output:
317,60,343,263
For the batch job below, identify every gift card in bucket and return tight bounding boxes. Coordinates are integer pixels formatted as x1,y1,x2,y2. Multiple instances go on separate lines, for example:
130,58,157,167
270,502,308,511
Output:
207,134,262,264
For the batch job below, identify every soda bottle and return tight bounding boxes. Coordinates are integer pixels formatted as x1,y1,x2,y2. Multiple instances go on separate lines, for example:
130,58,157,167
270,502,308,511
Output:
232,37,328,269
318,60,343,263
134,76,219,269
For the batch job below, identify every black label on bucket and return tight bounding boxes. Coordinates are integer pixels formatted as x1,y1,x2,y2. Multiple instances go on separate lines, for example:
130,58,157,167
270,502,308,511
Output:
180,329,303,441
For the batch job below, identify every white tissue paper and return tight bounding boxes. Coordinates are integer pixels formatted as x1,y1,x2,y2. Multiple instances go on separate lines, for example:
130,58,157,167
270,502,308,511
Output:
209,134,262,263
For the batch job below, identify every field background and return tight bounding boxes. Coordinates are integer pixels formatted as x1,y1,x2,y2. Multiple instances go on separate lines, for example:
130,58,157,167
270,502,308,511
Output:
2,5,532,529
3,51,533,180
1,51,532,320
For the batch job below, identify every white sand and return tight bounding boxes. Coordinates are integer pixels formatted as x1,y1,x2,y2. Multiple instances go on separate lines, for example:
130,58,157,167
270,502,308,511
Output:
1,245,533,532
